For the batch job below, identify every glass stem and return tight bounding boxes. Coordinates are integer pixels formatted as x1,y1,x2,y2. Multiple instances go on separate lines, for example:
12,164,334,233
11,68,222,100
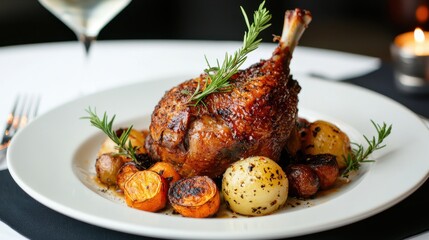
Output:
77,34,97,95
79,34,97,56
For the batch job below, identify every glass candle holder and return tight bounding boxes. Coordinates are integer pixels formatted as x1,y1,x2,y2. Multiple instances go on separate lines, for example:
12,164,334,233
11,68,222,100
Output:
391,28,429,94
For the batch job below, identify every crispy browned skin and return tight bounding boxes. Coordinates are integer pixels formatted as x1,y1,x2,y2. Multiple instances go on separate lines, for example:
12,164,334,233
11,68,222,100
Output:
146,9,311,178
146,60,300,178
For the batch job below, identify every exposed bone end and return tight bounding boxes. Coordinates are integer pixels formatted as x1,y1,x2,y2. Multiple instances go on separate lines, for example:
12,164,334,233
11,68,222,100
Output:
280,9,312,54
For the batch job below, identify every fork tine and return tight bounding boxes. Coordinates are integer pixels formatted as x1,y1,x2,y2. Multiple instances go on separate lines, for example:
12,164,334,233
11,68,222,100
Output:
32,95,41,119
20,95,40,127
1,95,21,145
18,96,32,129
10,95,28,138
1,95,40,146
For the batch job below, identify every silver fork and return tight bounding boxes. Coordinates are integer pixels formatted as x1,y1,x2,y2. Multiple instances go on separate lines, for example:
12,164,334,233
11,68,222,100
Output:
0,95,41,162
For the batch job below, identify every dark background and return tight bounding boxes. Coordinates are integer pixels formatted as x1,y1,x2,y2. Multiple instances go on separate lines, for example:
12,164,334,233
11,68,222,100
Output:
0,0,428,61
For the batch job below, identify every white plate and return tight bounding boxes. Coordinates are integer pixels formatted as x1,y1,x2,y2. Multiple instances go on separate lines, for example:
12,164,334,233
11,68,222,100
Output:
8,75,429,239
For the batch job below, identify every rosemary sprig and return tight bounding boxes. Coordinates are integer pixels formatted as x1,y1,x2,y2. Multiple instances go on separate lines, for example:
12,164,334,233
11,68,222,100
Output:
188,1,272,106
342,120,393,178
81,107,138,163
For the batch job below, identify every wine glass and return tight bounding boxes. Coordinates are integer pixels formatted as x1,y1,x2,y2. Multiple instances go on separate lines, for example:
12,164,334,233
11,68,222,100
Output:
38,0,131,94
38,0,132,54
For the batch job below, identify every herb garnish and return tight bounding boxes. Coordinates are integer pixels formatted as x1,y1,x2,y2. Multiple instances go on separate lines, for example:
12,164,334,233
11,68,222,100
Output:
342,120,392,178
81,107,139,163
188,1,272,106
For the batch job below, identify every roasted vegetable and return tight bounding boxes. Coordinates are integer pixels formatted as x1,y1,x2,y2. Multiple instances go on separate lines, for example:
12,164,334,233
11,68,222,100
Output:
301,120,352,169
286,164,320,199
304,154,339,190
168,176,220,218
116,162,140,192
124,170,168,212
222,156,288,216
149,162,181,186
95,153,125,186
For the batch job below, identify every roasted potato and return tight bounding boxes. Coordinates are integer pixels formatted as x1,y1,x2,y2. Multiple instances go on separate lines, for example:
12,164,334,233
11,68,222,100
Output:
168,176,220,218
301,120,352,169
286,164,320,199
95,153,125,186
98,129,149,157
149,162,181,186
304,154,339,190
222,156,288,216
124,170,168,212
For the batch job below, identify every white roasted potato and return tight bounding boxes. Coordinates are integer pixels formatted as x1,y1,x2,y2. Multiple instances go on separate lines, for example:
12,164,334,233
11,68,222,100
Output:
95,153,125,186
98,129,148,157
222,156,288,216
301,120,352,169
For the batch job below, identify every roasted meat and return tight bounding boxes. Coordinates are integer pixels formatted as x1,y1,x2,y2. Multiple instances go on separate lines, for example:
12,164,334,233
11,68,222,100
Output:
146,9,312,178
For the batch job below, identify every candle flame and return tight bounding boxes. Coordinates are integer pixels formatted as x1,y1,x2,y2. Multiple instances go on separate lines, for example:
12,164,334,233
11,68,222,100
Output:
414,27,425,43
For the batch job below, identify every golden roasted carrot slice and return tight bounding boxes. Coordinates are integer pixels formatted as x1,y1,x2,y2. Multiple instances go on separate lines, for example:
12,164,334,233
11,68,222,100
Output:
149,162,181,186
124,170,168,212
168,176,220,218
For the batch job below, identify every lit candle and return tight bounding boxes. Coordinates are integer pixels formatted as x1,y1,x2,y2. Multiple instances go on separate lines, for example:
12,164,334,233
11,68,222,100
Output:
394,28,429,56
390,28,429,94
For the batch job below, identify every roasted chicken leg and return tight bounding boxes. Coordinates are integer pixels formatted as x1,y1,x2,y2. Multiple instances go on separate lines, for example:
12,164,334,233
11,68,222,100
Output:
146,9,312,178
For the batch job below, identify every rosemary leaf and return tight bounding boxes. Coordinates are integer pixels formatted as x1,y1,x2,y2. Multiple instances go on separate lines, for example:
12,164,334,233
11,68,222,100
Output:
189,0,271,105
81,107,139,163
342,120,393,178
